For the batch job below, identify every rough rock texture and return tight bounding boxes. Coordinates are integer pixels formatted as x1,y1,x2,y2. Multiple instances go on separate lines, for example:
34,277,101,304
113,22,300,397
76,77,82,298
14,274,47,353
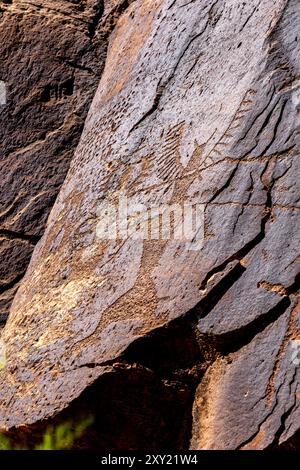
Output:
0,0,130,322
0,0,299,450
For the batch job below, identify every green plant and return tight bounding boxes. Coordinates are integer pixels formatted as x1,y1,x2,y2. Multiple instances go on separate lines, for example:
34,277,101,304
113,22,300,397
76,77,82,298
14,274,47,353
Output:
0,434,13,450
0,416,94,450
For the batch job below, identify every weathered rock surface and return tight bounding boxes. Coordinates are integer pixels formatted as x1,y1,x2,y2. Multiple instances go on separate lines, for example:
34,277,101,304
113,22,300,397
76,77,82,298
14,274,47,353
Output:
0,0,129,322
0,0,299,450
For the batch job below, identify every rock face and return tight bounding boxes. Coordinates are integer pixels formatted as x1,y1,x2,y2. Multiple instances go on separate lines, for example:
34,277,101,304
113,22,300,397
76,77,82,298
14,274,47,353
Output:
0,0,299,450
0,0,128,322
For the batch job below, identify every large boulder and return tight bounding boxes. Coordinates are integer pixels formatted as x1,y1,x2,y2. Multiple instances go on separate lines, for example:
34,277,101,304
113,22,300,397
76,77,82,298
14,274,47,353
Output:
0,0,299,449
0,0,126,322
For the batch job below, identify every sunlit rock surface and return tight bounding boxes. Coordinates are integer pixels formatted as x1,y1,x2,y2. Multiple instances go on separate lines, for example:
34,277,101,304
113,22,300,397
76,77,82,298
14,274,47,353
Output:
0,0,299,450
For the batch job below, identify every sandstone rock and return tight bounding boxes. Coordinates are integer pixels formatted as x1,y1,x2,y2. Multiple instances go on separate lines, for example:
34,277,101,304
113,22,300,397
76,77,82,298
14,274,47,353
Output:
0,0,299,450
0,0,127,322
